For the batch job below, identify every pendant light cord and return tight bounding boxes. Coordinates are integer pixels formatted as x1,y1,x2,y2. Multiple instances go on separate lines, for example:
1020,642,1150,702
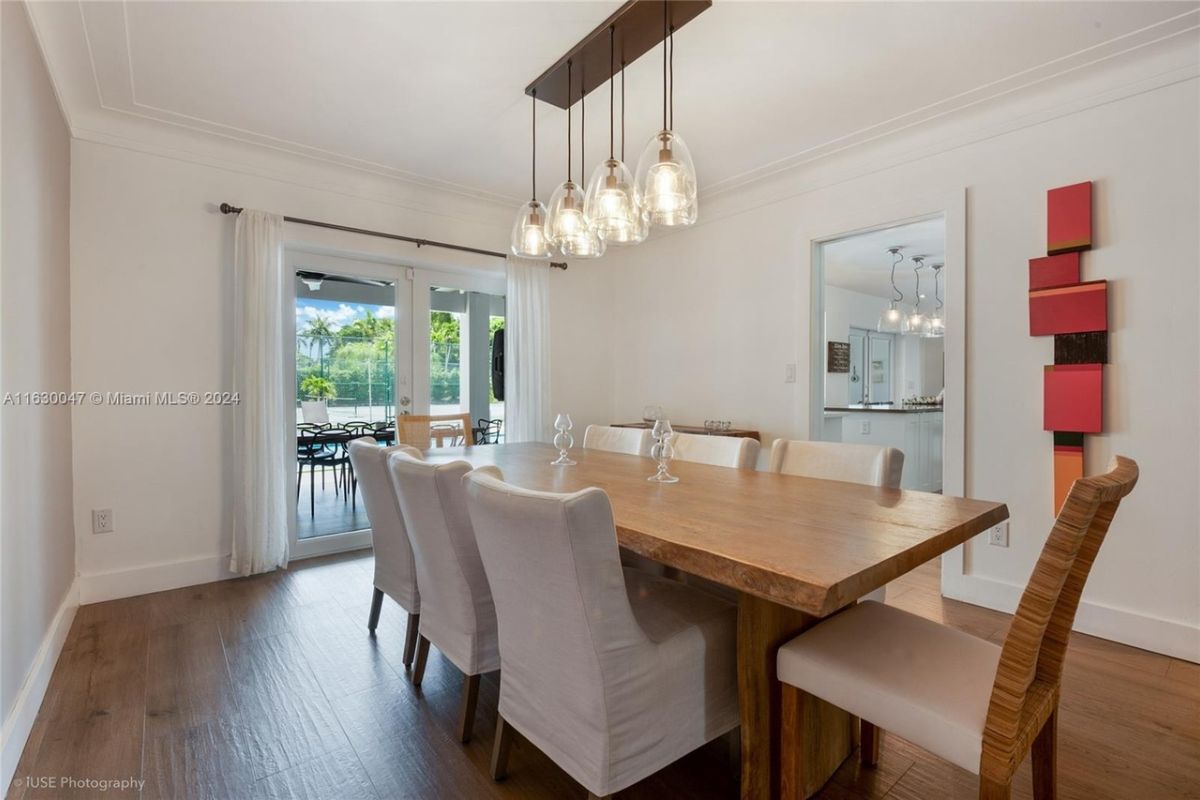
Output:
621,61,626,162
531,90,537,202
609,26,615,159
889,249,904,303
662,1,668,130
669,24,674,131
566,60,572,183
912,259,923,311
580,67,586,181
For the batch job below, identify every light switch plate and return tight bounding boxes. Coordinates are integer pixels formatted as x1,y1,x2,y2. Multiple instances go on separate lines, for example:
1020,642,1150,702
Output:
784,363,797,383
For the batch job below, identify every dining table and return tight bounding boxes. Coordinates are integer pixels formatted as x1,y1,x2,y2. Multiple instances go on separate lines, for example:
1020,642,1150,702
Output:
425,441,1008,800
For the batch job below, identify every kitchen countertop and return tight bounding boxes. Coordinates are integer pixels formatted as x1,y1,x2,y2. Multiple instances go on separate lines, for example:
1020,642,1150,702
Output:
825,404,944,414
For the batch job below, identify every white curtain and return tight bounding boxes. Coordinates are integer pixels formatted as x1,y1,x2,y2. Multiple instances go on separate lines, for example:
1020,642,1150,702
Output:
230,210,289,576
505,257,552,443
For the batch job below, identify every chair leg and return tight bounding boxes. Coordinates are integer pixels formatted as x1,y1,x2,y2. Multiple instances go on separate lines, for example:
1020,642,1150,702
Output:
367,588,384,632
860,719,881,767
402,612,420,668
457,672,481,743
411,635,431,687
724,727,742,780
491,714,514,781
1032,709,1058,800
310,463,316,517
980,776,1012,799
296,463,303,502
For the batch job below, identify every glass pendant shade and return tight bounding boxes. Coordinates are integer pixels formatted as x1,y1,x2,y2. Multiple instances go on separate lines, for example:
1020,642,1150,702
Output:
635,130,697,227
584,158,646,244
878,302,905,334
924,311,945,338
510,200,552,259
903,309,926,335
545,180,604,259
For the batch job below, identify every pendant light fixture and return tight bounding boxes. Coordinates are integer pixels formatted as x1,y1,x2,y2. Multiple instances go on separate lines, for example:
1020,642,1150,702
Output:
545,61,604,258
635,7,697,227
925,263,945,338
584,27,646,245
877,247,906,333
510,90,552,259
904,256,927,334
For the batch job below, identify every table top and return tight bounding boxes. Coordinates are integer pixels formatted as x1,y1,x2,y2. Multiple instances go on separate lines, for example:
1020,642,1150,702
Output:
426,442,1008,616
612,422,761,441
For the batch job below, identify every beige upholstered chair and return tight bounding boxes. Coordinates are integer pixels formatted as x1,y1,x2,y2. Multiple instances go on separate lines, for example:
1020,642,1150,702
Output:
464,468,740,799
768,439,905,602
582,424,652,456
776,456,1138,800
387,451,499,743
346,439,423,667
668,432,760,469
769,439,904,489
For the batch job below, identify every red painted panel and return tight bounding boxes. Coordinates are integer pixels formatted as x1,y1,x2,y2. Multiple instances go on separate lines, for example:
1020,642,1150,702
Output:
1047,181,1092,254
1029,280,1107,336
1044,364,1102,433
1029,252,1081,290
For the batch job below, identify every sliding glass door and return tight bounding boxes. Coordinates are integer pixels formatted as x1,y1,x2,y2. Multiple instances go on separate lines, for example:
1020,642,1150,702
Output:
286,250,413,558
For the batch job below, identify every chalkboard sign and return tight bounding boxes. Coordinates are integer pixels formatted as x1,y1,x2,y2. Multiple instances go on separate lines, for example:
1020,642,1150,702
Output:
827,341,850,373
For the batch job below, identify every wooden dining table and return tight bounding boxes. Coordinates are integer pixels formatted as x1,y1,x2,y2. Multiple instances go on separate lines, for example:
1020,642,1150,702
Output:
426,442,1008,799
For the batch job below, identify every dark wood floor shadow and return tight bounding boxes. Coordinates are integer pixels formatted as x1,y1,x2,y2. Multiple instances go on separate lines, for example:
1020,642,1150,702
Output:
6,556,1198,799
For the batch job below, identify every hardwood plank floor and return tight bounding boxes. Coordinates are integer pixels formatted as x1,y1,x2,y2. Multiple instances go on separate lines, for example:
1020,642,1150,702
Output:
6,553,1198,799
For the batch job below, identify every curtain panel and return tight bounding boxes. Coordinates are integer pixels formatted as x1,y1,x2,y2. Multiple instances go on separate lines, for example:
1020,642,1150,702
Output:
504,257,551,443
230,210,289,576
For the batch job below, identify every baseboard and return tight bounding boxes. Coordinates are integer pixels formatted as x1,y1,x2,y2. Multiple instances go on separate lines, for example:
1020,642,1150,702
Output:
943,572,1200,663
78,554,238,604
1,580,79,793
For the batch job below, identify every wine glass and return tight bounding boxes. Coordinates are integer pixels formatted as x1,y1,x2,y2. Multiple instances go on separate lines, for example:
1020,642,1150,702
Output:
642,405,663,425
551,413,576,466
647,419,679,483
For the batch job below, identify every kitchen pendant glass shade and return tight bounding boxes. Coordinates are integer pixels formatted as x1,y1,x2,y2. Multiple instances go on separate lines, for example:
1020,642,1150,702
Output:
635,129,697,227
924,311,945,338
545,180,605,259
510,200,552,259
878,302,905,333
903,309,926,335
584,158,646,244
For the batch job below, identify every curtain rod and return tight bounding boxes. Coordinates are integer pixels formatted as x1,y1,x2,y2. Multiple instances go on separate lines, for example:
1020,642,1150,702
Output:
218,203,568,270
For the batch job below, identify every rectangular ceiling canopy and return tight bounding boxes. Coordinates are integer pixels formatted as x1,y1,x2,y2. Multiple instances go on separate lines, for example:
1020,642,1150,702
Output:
525,0,711,109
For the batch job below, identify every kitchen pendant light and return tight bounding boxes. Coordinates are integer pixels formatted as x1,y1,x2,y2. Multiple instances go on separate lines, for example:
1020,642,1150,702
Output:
584,28,646,245
546,62,604,258
904,256,927,334
635,10,697,227
877,248,906,333
510,90,552,259
925,263,946,338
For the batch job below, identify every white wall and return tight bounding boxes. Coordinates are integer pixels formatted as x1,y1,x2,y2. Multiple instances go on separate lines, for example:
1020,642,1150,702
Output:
1,0,76,780
68,140,608,599
604,68,1199,658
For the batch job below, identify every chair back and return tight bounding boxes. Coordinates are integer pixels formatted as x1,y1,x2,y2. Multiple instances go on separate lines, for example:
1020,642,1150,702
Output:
464,469,647,751
669,432,760,469
395,413,476,449
301,400,329,424
388,450,496,672
981,456,1138,779
583,425,652,456
475,418,504,444
346,438,422,612
769,439,904,488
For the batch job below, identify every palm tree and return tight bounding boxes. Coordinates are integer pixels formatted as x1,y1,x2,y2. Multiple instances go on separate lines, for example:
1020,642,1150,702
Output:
300,315,336,376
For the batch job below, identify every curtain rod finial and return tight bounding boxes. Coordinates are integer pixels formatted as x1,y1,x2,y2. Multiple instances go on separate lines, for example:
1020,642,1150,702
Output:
219,203,243,215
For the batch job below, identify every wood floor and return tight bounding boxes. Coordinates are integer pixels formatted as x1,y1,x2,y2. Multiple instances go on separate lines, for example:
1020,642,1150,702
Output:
8,552,1199,800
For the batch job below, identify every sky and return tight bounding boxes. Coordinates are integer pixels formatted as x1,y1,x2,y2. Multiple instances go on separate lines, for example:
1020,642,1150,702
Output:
295,298,394,332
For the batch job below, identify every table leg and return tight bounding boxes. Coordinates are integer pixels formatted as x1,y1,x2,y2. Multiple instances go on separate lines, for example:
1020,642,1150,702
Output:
737,593,854,800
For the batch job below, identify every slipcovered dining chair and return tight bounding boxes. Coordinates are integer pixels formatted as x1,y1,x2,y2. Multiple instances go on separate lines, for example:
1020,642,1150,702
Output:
582,424,653,456
776,456,1138,800
768,439,905,602
387,451,499,743
464,468,740,799
669,432,760,470
345,439,422,668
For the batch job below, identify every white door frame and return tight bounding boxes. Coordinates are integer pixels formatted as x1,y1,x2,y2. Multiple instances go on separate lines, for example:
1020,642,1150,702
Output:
284,247,414,559
799,188,968,596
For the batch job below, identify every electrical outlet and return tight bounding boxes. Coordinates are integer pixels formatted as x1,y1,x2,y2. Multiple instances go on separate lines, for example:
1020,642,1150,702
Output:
859,420,871,435
987,522,1009,547
784,363,797,384
92,509,114,534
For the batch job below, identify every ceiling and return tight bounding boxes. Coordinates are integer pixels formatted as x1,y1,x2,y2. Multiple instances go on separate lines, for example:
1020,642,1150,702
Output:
822,217,944,300
29,2,1199,204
